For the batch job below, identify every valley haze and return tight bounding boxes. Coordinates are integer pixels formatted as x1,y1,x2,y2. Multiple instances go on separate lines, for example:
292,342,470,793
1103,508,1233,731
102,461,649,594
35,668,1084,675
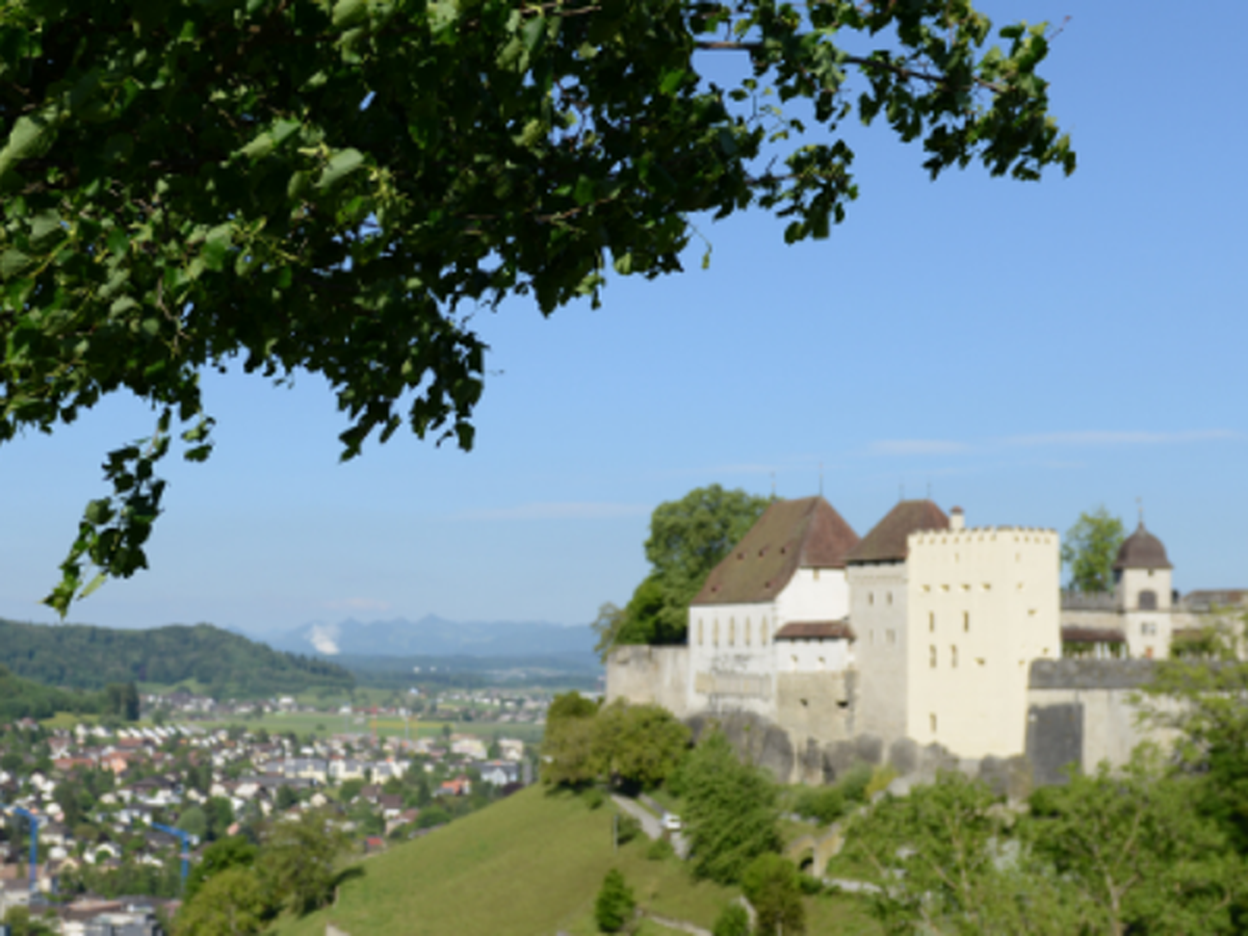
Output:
255,614,599,664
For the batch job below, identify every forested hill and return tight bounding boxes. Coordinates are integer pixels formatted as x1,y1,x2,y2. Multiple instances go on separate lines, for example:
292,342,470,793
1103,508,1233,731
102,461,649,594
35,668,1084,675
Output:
0,620,354,699
0,665,120,721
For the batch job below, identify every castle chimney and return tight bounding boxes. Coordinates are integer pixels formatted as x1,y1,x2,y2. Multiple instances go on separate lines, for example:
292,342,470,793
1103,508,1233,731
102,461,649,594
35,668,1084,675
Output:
950,506,965,531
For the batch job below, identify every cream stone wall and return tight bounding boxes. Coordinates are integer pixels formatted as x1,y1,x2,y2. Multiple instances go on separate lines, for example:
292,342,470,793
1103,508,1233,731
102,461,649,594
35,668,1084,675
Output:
605,645,690,718
774,567,851,626
774,637,853,673
775,671,854,747
905,525,1060,758
847,562,909,742
686,601,778,718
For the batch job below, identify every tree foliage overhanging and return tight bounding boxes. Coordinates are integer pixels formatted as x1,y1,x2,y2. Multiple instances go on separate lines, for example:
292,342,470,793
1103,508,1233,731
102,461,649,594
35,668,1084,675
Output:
0,0,1074,612
596,484,773,653
0,618,355,698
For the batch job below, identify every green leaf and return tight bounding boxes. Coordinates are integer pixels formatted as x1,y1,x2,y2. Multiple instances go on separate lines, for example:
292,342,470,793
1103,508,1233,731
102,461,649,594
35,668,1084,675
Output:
0,248,31,278
202,223,232,271
333,0,368,28
0,108,59,176
316,148,366,190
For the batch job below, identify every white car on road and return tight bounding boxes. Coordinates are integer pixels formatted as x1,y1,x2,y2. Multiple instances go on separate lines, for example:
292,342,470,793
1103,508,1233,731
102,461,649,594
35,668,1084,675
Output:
661,812,682,832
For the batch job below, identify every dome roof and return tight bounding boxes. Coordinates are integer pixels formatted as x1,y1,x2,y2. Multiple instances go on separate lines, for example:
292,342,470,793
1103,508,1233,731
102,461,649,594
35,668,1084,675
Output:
1113,522,1172,571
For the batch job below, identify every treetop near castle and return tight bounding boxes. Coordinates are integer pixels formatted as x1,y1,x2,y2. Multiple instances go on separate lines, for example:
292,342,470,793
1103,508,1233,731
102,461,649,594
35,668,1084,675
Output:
0,0,1075,612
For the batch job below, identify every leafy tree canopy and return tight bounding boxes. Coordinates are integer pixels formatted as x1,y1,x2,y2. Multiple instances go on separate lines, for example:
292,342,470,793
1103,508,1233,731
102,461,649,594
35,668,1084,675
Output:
741,853,806,936
615,484,773,646
1061,506,1125,594
591,699,690,791
681,729,779,884
0,0,1074,613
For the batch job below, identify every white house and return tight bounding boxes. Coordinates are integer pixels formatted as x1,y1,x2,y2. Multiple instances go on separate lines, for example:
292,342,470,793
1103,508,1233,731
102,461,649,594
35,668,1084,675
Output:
685,496,860,720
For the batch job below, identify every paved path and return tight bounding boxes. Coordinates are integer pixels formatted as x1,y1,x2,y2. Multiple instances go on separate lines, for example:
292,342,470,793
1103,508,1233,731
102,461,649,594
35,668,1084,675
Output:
611,794,690,859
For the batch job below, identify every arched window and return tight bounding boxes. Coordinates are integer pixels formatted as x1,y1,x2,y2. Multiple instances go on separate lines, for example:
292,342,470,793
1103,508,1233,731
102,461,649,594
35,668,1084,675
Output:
744,618,751,646
713,620,719,646
1139,590,1158,610
963,611,970,632
929,612,935,633
929,645,937,668
729,618,736,646
868,592,875,606
930,713,938,733
698,619,704,646
951,645,958,668
760,619,769,645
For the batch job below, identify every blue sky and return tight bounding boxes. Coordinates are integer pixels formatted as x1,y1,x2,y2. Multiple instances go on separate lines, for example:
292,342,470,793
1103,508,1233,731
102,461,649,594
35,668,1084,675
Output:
2,1,1245,635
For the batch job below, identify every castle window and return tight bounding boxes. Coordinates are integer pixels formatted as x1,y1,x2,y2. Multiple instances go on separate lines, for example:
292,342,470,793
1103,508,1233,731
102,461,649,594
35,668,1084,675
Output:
929,645,937,668
813,569,820,581
887,592,893,605
713,620,720,646
729,618,735,646
963,611,970,632
930,713,938,733
791,655,799,671
929,612,935,633
868,592,875,606
951,645,958,668
698,619,704,646
886,630,896,646
1141,621,1157,636
761,620,769,645
1139,590,1157,611
745,618,751,646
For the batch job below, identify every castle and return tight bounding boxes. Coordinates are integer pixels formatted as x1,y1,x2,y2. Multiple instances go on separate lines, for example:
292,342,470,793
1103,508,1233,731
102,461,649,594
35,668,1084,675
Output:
606,496,1243,785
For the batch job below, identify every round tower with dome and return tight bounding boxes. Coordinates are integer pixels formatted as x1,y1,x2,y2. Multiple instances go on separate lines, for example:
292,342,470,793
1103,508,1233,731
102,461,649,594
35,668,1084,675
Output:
1114,519,1174,658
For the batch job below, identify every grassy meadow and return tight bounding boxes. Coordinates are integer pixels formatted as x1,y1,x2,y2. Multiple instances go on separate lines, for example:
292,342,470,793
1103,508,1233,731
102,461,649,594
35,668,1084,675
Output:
266,785,879,936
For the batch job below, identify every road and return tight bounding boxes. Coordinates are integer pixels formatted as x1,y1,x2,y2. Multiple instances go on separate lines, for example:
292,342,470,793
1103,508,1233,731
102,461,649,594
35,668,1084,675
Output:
611,794,690,859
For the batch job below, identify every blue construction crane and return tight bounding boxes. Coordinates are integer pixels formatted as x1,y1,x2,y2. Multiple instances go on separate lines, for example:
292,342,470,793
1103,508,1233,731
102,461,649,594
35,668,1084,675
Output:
149,822,197,888
0,802,40,896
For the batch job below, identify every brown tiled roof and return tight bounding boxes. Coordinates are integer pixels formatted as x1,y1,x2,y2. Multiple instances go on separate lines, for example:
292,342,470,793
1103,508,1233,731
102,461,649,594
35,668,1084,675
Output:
773,621,855,641
845,500,949,565
1061,625,1125,644
1113,522,1172,570
691,497,860,606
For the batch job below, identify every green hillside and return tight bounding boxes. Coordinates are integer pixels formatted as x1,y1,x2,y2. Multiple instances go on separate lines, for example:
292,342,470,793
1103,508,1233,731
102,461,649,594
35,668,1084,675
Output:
0,619,354,699
0,664,115,721
268,787,879,936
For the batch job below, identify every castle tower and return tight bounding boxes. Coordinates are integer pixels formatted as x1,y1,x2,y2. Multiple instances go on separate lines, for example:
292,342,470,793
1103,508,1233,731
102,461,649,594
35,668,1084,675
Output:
1114,522,1174,658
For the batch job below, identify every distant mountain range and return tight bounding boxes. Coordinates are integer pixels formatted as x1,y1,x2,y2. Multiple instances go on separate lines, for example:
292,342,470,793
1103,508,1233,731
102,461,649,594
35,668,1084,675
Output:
256,615,598,662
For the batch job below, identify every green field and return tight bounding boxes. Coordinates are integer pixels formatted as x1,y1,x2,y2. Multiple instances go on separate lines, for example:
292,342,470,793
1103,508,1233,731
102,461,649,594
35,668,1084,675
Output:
266,786,880,936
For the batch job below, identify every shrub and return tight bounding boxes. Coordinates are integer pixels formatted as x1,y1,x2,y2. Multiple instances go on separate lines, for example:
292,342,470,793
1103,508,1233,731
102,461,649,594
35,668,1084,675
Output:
837,762,875,804
646,837,674,861
864,765,898,800
794,785,846,824
741,854,805,936
583,787,606,810
616,813,642,846
594,869,635,933
712,903,752,936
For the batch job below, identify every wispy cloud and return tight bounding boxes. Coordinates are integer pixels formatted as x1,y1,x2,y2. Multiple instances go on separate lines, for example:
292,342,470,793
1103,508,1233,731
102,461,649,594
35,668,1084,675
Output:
868,439,971,456
864,429,1240,459
458,502,649,521
1004,429,1242,447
